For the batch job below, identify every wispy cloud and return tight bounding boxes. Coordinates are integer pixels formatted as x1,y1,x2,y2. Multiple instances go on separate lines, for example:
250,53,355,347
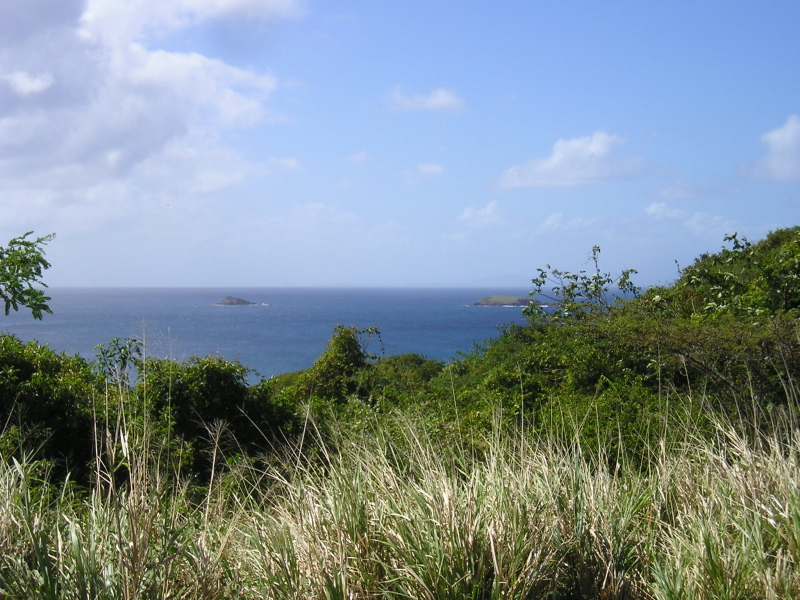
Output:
346,151,369,163
4,71,55,96
499,131,642,188
753,115,800,181
538,212,596,231
417,163,444,176
80,0,307,45
390,86,464,112
267,156,302,170
645,202,686,220
685,212,736,237
643,203,735,240
648,179,697,200
458,200,504,228
403,162,446,184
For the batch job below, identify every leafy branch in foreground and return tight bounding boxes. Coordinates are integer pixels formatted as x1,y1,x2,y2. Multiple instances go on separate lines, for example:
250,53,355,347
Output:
523,245,640,323
0,232,55,320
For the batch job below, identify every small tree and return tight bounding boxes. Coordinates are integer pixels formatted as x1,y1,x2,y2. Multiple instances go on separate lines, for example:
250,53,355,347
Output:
524,245,640,323
295,325,380,403
0,232,55,320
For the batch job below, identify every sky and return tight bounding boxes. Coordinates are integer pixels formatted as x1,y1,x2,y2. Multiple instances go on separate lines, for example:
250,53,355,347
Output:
1,0,799,288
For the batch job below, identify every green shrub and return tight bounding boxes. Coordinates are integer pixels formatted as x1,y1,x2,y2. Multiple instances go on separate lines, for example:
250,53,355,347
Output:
671,227,800,318
372,353,444,405
292,325,379,404
0,333,100,481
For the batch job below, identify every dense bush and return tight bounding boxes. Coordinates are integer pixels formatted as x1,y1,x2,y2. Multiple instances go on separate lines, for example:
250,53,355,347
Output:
291,325,378,404
400,227,800,462
673,227,800,317
0,334,100,481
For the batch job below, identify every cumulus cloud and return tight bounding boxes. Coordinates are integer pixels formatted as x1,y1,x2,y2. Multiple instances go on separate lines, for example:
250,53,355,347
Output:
458,201,504,228
753,115,800,181
0,0,303,233
391,86,464,112
499,131,642,188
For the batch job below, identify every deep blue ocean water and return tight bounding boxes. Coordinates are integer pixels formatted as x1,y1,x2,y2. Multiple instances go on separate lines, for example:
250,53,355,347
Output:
0,288,531,379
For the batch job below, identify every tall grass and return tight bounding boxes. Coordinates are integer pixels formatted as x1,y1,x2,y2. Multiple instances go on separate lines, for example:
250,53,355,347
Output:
2,402,800,598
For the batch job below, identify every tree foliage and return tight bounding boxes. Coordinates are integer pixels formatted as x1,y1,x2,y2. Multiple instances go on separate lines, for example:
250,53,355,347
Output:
293,325,381,403
0,232,55,320
672,227,800,317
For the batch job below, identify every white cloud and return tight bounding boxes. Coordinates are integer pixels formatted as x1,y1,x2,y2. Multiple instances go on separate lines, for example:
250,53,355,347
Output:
135,135,265,193
458,201,504,228
0,0,302,237
125,44,278,127
418,163,444,176
499,131,642,188
753,115,800,181
4,71,55,95
645,202,686,220
391,86,464,112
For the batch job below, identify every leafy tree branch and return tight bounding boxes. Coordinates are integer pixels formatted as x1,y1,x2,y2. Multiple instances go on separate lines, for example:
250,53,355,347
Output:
524,245,640,323
0,232,55,320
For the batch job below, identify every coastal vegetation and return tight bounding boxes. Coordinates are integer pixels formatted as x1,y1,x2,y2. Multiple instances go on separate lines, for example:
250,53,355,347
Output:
1,226,800,598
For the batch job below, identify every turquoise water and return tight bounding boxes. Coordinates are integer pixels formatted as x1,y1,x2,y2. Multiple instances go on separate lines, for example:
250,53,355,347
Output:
1,288,531,378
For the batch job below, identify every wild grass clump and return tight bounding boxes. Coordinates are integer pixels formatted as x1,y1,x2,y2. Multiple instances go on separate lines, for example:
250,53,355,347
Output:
3,401,800,599
0,418,241,599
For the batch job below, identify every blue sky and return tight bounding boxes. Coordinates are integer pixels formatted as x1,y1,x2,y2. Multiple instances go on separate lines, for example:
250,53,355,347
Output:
1,0,798,287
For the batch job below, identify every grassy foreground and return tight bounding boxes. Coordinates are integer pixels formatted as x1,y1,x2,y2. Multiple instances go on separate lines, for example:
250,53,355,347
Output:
2,405,800,599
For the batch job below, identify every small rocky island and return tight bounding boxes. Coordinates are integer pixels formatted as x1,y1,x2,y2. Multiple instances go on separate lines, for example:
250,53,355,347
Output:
216,296,256,306
474,295,531,307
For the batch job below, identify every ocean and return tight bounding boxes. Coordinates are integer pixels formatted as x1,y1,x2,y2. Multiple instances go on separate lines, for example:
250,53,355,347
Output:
0,288,531,379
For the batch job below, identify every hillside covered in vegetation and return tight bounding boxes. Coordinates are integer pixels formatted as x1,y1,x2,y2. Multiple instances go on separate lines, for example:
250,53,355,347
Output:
1,227,800,598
